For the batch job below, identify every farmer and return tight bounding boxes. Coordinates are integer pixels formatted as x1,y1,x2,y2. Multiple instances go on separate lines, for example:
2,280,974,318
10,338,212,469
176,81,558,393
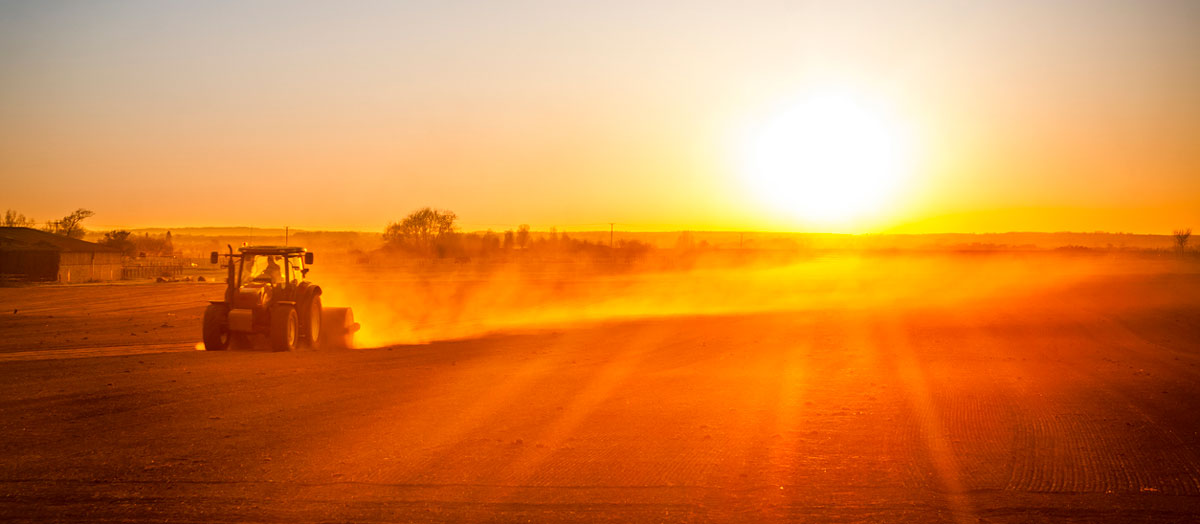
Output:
257,256,283,284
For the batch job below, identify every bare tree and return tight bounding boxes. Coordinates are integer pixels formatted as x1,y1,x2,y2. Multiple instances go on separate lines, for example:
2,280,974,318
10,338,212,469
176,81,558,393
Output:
3,209,35,227
44,208,94,239
1174,228,1192,255
383,208,457,254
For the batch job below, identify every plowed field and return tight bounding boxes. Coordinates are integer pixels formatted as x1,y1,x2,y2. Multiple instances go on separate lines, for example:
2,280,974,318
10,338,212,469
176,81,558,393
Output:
1,264,1199,522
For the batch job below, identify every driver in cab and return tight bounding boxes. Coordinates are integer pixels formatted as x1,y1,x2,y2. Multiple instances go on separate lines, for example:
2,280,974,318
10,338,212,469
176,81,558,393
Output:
255,256,283,284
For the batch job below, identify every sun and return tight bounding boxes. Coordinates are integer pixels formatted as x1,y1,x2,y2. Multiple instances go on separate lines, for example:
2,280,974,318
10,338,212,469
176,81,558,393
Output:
738,92,915,227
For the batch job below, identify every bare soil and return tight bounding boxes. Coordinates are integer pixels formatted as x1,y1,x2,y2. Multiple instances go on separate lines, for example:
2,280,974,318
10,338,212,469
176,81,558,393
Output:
1,268,1199,523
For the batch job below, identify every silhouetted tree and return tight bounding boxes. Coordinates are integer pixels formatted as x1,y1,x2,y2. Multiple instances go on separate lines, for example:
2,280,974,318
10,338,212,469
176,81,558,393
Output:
503,229,514,250
384,208,457,254
1174,228,1192,255
100,230,136,256
516,224,530,249
44,208,94,239
3,209,36,227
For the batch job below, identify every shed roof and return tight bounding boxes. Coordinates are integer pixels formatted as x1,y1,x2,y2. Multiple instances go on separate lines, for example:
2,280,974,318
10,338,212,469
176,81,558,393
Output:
0,227,121,253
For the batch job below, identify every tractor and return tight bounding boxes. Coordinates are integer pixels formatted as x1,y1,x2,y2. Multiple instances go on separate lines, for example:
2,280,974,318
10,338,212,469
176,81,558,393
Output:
202,245,358,352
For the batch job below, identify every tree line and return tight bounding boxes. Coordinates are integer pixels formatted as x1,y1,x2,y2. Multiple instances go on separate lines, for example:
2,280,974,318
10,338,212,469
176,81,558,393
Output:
382,207,651,260
6,206,1191,257
99,230,175,257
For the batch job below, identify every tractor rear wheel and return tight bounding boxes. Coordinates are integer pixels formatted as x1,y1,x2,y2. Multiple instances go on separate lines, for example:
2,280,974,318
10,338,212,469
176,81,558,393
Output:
299,294,322,348
202,303,230,351
269,304,298,352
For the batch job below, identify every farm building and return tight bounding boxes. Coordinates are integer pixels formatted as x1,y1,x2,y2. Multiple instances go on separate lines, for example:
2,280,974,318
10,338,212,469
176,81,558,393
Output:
0,227,122,283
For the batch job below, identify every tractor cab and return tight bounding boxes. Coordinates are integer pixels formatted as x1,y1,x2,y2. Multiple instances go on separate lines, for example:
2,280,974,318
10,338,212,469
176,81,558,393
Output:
236,246,312,287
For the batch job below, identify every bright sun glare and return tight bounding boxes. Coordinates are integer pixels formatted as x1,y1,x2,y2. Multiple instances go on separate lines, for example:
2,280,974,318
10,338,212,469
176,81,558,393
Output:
740,92,915,226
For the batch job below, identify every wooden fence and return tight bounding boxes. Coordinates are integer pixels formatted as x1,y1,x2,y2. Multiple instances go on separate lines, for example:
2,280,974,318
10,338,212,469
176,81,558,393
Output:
122,263,184,280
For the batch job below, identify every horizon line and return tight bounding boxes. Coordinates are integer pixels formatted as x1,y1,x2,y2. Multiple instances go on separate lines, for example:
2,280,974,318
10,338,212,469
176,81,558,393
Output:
81,225,1184,237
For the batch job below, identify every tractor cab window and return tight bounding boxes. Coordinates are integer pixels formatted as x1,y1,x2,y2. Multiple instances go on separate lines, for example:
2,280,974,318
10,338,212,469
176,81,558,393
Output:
286,256,305,283
242,255,284,285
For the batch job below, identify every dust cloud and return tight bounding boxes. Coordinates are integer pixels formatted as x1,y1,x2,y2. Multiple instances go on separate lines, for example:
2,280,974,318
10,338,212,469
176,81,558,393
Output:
313,252,1190,348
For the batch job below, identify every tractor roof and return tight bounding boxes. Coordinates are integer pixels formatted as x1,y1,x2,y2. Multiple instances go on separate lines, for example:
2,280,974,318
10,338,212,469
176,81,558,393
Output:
238,245,307,255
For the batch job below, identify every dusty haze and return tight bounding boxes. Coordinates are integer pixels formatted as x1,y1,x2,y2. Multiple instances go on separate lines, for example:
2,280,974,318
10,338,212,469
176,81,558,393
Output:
313,252,1190,347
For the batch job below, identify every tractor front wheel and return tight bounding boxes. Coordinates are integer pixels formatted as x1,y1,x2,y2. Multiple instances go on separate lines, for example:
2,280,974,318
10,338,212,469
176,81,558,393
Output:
202,303,230,351
269,304,298,352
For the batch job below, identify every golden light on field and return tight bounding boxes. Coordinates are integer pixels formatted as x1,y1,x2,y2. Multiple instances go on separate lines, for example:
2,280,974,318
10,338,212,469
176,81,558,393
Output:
737,92,916,227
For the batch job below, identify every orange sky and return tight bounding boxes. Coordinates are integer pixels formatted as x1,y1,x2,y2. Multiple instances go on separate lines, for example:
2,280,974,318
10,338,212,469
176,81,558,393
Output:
1,1,1197,234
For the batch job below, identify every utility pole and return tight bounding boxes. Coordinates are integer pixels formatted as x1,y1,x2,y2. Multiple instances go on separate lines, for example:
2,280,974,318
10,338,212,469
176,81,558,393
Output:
609,223,614,249
285,226,289,246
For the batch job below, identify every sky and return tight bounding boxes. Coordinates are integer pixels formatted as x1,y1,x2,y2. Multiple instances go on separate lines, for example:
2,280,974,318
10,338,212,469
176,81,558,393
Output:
1,1,1197,233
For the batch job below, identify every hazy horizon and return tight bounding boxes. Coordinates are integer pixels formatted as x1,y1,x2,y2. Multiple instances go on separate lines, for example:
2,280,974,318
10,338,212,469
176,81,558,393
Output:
74,224,1190,237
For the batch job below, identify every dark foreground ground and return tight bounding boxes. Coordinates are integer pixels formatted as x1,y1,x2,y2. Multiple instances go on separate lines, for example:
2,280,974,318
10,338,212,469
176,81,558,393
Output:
1,269,1200,523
